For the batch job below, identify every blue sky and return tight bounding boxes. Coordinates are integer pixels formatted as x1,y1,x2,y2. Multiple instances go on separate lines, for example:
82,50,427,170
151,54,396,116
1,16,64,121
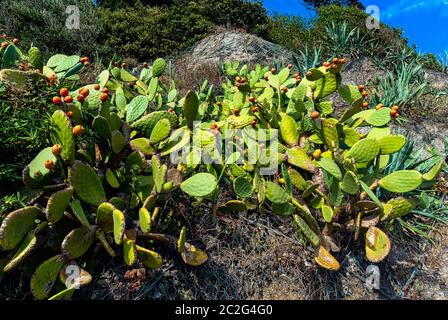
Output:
263,0,448,57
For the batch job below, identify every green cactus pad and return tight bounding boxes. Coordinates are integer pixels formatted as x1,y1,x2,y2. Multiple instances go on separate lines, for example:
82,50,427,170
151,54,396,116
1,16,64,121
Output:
378,135,406,155
3,228,38,272
181,242,208,267
70,161,106,206
345,138,380,163
46,188,74,224
379,170,423,193
151,58,166,77
92,116,112,140
317,157,342,180
322,205,334,223
139,207,152,234
0,206,39,250
123,235,137,266
149,118,171,144
70,199,90,227
28,46,43,70
322,118,339,150
292,214,320,247
113,209,125,245
29,147,58,180
95,229,116,257
126,95,149,123
136,245,163,269
314,71,338,99
422,160,444,181
315,245,340,271
184,90,199,129
366,107,391,127
227,115,256,128
305,68,325,81
286,147,316,173
104,168,119,188
343,127,360,147
365,226,391,263
30,255,65,300
126,151,145,174
338,85,362,104
178,226,187,253
61,226,95,259
111,130,126,154
96,203,115,232
279,113,299,147
50,110,75,164
130,138,155,156
151,155,167,193
160,127,191,156
233,176,254,198
340,171,359,194
265,182,290,204
271,202,294,216
222,200,247,213
180,172,217,198
288,168,307,191
383,197,418,220
2,44,22,68
132,111,178,138
52,55,79,72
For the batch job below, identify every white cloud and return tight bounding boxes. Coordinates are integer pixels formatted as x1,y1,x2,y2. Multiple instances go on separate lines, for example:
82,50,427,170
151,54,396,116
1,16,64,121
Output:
381,0,448,20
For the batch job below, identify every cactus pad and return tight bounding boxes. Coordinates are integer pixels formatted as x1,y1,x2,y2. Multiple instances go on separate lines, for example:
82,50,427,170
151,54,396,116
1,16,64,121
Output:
233,176,254,198
181,242,208,267
61,227,95,259
0,206,39,250
322,205,334,223
293,214,320,247
123,234,137,266
279,113,299,147
126,95,149,123
70,161,106,206
383,197,418,220
70,199,90,227
149,118,171,144
314,246,340,271
130,138,155,156
30,255,65,300
340,171,359,194
46,188,73,224
366,107,391,127
29,147,58,180
317,157,342,180
379,170,423,193
365,226,391,263
180,172,217,197
265,182,290,204
92,116,112,140
113,209,126,245
345,138,380,163
286,147,316,173
136,245,163,269
378,135,406,155
139,207,152,234
132,111,178,138
3,228,38,272
152,58,166,77
422,160,444,181
184,90,199,129
178,226,187,253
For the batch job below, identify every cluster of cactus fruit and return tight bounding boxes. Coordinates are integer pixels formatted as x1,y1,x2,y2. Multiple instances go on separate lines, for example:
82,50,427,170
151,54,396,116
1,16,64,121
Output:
0,40,445,299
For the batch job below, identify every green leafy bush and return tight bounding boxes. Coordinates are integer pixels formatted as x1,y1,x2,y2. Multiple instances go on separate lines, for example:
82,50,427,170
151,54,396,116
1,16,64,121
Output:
0,0,103,59
98,4,212,60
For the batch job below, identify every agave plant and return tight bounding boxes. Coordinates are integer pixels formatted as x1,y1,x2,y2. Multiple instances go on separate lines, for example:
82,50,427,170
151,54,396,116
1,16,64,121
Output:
292,46,322,75
324,22,371,58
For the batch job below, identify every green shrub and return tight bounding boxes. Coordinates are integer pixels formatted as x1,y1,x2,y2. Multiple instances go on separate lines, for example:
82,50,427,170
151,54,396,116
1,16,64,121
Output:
99,4,212,60
0,0,103,60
